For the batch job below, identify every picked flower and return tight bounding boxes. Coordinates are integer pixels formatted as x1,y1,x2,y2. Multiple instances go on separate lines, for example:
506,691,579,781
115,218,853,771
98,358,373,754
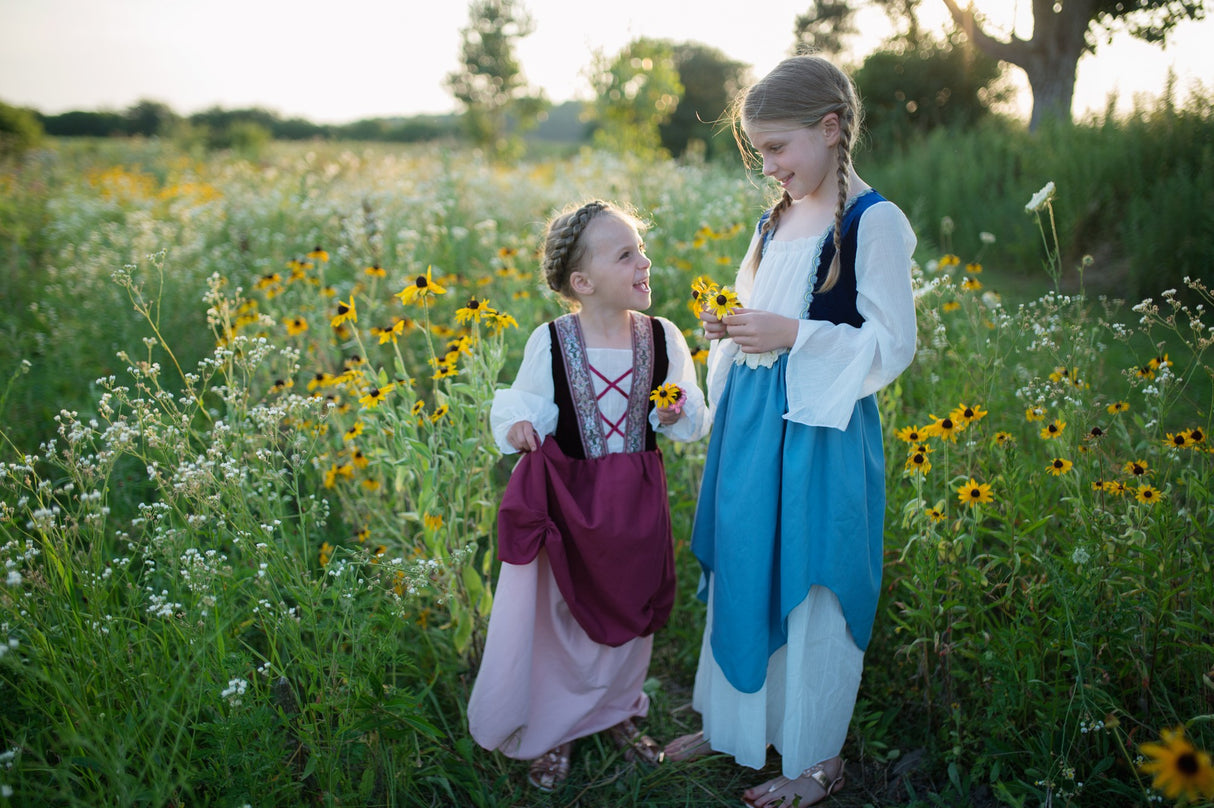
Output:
704,285,740,319
691,275,719,303
650,383,685,414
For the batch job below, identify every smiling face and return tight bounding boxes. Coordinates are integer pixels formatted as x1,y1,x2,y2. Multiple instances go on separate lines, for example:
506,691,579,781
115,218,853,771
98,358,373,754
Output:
743,114,839,202
569,212,652,312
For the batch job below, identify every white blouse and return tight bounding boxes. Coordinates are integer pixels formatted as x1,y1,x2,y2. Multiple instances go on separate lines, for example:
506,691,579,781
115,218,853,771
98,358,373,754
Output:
490,315,711,455
705,199,917,431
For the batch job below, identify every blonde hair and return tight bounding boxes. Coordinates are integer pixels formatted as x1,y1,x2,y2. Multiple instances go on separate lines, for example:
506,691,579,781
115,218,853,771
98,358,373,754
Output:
540,200,644,308
731,55,862,292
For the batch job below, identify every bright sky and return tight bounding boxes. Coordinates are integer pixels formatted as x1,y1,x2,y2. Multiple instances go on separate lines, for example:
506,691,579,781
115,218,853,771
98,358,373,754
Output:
0,0,1210,124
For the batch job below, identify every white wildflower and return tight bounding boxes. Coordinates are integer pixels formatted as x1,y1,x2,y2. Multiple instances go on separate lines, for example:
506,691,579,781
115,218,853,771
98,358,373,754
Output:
1026,181,1056,213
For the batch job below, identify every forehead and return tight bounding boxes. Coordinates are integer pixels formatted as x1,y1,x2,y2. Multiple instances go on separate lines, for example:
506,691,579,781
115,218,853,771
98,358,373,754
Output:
584,212,642,250
742,119,808,145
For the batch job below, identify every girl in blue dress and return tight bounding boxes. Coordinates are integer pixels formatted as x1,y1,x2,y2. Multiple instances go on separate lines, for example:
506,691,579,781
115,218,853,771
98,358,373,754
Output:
664,55,918,807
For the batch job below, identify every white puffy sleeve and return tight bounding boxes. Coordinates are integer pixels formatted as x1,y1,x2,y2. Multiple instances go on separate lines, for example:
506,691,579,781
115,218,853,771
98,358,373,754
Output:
489,323,561,454
785,201,917,430
648,317,712,442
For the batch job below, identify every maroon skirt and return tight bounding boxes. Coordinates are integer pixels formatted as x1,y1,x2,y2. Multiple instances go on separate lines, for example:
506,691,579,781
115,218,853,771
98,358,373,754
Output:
496,439,675,647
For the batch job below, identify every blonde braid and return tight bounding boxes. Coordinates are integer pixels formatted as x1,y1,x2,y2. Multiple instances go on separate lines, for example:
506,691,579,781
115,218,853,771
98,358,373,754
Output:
746,191,793,275
818,106,855,294
542,200,608,305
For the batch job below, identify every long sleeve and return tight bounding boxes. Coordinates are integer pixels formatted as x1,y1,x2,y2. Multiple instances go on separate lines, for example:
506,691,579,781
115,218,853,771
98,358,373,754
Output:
649,316,712,442
784,201,917,429
490,324,561,455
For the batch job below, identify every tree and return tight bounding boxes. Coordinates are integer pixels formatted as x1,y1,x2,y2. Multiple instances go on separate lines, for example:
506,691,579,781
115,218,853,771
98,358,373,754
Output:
124,99,178,137
587,38,684,159
659,43,748,160
940,0,1207,130
445,0,547,157
0,101,44,157
793,0,860,58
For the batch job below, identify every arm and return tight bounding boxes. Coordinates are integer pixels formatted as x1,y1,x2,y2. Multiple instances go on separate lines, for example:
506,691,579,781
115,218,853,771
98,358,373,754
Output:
649,317,712,442
784,201,918,430
489,324,561,453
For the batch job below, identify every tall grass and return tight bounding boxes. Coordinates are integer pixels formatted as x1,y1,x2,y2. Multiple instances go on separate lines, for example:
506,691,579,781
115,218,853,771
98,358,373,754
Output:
0,106,1212,807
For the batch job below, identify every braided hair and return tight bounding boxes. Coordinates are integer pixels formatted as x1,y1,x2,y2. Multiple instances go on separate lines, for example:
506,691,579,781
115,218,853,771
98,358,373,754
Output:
541,200,643,308
730,55,862,293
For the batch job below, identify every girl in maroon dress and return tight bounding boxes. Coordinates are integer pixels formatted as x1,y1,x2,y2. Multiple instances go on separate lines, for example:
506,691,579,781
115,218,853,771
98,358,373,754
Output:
466,200,709,791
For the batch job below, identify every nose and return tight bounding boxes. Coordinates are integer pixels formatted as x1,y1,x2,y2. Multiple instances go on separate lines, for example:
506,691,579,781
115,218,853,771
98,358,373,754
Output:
639,253,652,270
761,154,776,176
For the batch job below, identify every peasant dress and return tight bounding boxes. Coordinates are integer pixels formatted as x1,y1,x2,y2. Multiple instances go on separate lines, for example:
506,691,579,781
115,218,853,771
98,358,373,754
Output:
467,312,709,760
689,189,917,778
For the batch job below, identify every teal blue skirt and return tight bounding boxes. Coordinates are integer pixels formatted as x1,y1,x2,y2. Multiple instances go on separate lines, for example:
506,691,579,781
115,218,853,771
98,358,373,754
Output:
691,354,885,694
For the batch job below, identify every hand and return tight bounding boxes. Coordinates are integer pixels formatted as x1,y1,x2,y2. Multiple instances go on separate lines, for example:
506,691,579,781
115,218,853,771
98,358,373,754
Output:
698,307,728,341
507,420,540,452
722,308,798,354
655,405,683,427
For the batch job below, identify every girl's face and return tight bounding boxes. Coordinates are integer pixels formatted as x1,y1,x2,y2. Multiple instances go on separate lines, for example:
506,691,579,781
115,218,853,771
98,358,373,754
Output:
743,114,839,201
571,213,652,312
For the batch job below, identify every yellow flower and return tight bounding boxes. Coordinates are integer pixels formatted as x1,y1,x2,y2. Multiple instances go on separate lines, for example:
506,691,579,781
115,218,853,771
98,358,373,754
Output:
284,316,308,336
896,425,926,444
307,245,329,262
485,310,519,334
349,448,369,469
364,263,387,278
961,277,983,291
1134,483,1163,504
1188,427,1206,445
949,403,988,426
964,262,982,274
355,526,370,543
431,360,458,380
1025,406,1046,422
1139,726,1214,802
331,296,357,328
1040,419,1065,439
649,383,685,411
1046,457,1073,476
411,400,426,417
904,450,931,475
924,413,964,443
343,421,364,442
424,513,444,532
1149,353,1172,370
704,286,740,320
956,478,994,507
1107,400,1130,414
993,431,1013,446
359,383,396,409
397,265,446,305
939,254,961,268
319,541,334,566
372,318,407,344
1104,480,1128,496
942,300,961,312
456,296,496,324
429,403,450,423
1123,459,1149,477
925,505,946,522
691,346,709,364
691,275,718,304
1164,431,1190,449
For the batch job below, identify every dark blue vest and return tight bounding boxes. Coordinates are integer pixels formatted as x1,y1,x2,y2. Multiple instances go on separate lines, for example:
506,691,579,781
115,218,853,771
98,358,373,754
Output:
758,188,884,327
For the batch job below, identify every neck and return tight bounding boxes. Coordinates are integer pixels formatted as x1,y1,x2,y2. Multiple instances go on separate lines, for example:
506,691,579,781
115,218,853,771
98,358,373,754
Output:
576,304,633,349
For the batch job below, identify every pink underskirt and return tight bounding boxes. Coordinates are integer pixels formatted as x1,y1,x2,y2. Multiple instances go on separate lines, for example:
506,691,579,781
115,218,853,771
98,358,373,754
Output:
467,550,652,759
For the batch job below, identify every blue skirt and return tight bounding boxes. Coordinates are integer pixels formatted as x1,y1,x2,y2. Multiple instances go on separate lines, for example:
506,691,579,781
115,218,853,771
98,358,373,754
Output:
691,354,885,694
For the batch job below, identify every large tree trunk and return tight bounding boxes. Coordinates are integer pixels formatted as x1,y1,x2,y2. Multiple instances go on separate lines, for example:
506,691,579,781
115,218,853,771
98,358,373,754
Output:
941,0,1095,130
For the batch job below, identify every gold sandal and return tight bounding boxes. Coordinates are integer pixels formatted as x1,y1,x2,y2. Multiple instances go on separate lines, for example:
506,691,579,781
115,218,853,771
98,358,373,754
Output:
605,718,664,765
527,742,572,792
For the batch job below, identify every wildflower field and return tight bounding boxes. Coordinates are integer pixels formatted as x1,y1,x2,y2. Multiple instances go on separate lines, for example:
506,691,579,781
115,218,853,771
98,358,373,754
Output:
1,134,1212,807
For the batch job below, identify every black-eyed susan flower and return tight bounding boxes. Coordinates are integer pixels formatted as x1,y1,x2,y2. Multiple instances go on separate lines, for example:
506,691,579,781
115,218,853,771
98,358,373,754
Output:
926,505,946,522
924,413,964,443
964,262,982,274
456,296,496,324
1104,480,1128,496
691,275,718,303
650,383,685,413
1025,406,1046,422
431,361,458,381
361,479,381,492
961,277,983,292
905,450,932,475
1107,400,1130,414
1150,353,1172,370
957,478,994,508
364,263,387,278
319,541,334,566
942,300,961,312
269,378,293,394
411,400,426,417
939,254,961,269
485,310,519,334
372,318,407,344
430,403,450,423
284,316,308,336
993,431,1013,446
331,297,357,328
397,265,446,305
1046,457,1073,476
950,403,988,426
1124,459,1149,477
343,421,364,442
355,526,371,543
359,383,396,409
308,371,336,392
1086,426,1106,441
896,425,926,444
1134,483,1163,504
704,286,740,320
1040,419,1066,439
1189,427,1206,445
1164,431,1190,449
307,245,329,262
691,346,709,364
424,513,444,532
1139,726,1214,802
349,448,369,469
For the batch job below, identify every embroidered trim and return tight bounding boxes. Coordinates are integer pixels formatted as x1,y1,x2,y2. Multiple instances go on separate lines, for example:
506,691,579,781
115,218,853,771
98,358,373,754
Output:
553,312,654,458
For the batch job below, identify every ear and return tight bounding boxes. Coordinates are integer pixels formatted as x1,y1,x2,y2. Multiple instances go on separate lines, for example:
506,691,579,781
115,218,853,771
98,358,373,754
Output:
569,271,594,296
820,112,841,146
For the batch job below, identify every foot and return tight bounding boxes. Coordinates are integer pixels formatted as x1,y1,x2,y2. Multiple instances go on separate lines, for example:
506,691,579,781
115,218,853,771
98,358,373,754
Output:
527,742,572,792
605,718,664,765
663,730,713,762
742,756,845,807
